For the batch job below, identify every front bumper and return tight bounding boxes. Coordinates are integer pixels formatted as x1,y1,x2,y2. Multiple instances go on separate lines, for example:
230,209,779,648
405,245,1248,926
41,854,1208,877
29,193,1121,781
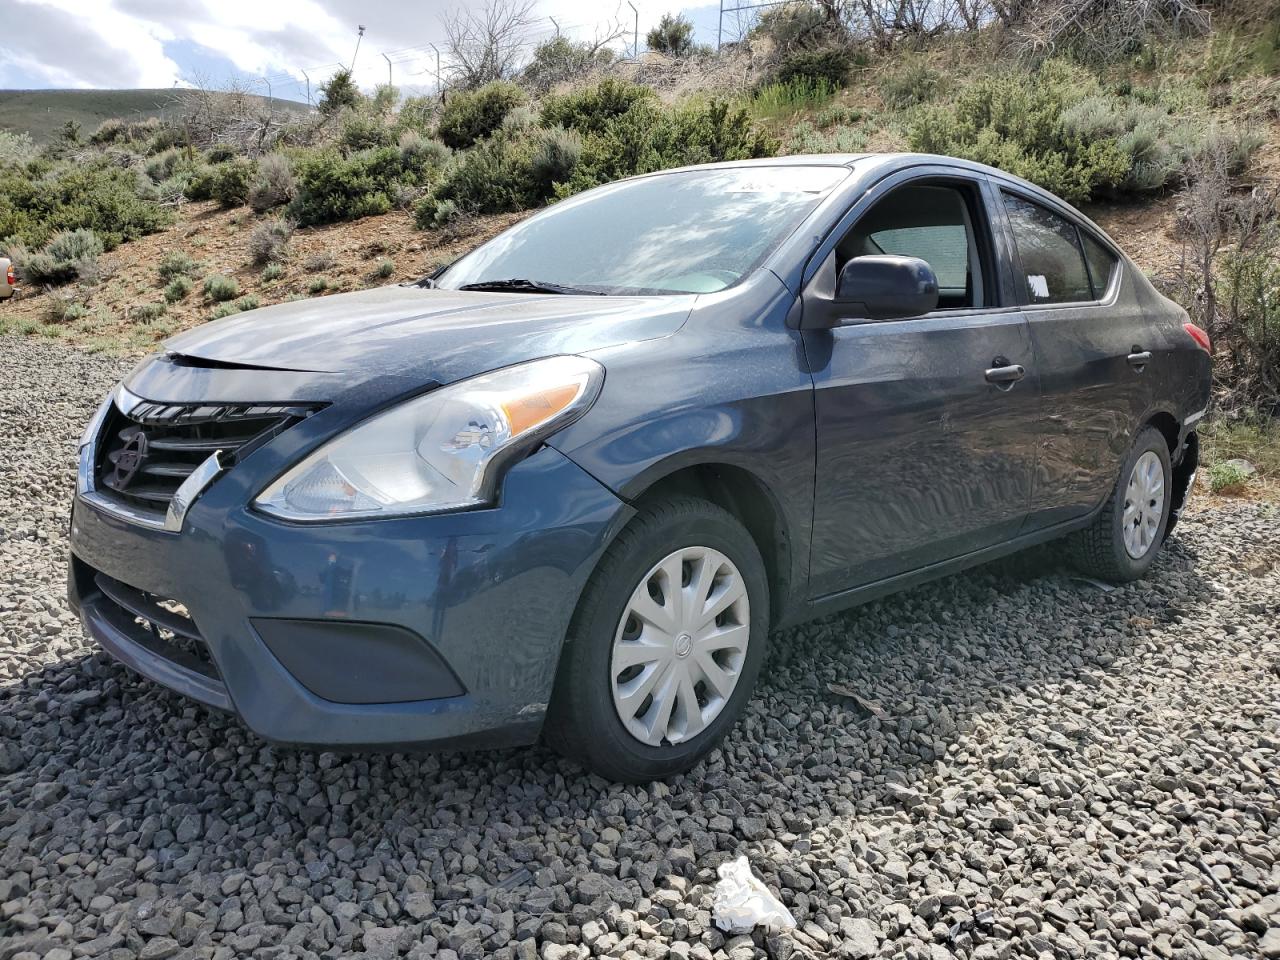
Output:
68,445,631,750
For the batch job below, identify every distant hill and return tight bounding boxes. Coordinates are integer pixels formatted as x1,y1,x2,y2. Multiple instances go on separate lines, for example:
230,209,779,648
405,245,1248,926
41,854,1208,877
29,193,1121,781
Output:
0,88,311,143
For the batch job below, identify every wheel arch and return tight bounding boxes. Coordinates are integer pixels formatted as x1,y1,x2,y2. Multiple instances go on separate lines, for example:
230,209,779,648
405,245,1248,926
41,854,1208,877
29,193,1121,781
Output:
631,461,798,627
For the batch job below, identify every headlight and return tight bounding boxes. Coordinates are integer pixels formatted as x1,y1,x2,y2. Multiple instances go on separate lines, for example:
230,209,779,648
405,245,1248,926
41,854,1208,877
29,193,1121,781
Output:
254,355,604,522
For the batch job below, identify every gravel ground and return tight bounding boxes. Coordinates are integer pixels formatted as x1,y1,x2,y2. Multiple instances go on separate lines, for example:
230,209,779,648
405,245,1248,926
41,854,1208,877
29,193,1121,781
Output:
1,333,1278,960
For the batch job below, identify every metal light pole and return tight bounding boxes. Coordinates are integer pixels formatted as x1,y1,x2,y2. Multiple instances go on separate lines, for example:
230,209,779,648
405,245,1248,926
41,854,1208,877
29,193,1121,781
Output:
717,0,724,51
349,24,366,73
382,52,392,87
429,43,442,98
627,1,638,58
301,68,311,106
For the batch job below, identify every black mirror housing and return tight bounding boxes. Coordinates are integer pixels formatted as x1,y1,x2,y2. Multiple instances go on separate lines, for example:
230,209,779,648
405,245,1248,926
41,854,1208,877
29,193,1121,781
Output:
834,255,939,322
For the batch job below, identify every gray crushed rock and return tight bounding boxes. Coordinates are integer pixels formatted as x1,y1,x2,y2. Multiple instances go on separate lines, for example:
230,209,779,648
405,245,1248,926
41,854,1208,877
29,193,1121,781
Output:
1,334,1277,960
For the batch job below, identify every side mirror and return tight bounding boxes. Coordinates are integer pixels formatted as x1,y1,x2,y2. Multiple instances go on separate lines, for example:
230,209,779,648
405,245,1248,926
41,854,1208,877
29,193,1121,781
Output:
835,255,939,322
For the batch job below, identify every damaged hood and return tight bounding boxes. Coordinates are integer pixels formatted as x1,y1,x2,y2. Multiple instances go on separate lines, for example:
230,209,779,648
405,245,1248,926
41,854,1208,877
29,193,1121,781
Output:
161,284,694,384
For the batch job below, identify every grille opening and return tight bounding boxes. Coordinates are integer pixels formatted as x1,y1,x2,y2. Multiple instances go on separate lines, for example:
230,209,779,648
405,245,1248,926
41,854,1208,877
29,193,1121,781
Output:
93,572,219,680
93,399,309,519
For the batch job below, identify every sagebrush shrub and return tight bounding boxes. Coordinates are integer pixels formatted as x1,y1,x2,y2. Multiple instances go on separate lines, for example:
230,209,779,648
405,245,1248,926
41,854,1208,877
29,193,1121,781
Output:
203,273,240,302
248,218,293,266
880,60,942,108
398,131,451,170
437,82,527,150
163,275,193,303
248,154,296,213
15,228,104,286
158,251,199,281
908,63,1132,203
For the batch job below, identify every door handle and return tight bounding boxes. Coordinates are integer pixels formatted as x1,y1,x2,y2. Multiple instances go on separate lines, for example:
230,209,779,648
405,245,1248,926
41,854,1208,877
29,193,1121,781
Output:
985,363,1026,389
1127,350,1152,369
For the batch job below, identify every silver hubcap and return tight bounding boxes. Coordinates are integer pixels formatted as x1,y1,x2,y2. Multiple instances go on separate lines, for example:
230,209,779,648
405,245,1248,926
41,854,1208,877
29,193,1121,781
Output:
610,546,750,747
1123,450,1165,559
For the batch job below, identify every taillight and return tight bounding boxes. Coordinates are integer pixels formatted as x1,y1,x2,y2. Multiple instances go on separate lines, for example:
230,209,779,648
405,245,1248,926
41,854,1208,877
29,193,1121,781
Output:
4,265,13,286
1184,322,1211,353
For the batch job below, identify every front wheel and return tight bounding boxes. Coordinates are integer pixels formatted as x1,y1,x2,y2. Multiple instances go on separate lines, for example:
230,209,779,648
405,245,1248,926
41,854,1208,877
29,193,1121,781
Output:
543,496,769,782
1067,426,1173,582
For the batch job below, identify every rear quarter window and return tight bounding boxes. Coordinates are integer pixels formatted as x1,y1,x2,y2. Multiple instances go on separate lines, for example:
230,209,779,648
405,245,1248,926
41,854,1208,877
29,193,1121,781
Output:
1081,231,1119,298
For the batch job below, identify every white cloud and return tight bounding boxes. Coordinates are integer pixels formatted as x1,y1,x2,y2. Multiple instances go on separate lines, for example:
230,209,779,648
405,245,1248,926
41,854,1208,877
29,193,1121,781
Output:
2,0,714,92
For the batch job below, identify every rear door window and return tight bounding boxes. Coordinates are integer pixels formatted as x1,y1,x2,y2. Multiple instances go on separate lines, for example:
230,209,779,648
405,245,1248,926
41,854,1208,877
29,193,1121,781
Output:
1081,230,1118,298
1002,192,1093,305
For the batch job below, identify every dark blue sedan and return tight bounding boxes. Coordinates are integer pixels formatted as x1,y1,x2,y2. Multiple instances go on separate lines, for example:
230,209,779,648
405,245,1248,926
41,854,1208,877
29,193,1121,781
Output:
68,154,1211,781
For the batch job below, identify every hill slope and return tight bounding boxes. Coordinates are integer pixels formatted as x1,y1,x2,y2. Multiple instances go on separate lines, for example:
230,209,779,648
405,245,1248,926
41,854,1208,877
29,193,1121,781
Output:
0,88,309,142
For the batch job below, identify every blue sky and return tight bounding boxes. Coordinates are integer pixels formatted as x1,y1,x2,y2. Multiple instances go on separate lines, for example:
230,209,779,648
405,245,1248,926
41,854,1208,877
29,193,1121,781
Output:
1,0,742,98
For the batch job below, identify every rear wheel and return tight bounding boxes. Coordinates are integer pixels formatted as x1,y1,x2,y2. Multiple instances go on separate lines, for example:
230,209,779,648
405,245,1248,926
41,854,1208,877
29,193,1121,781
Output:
543,496,769,782
1068,426,1172,582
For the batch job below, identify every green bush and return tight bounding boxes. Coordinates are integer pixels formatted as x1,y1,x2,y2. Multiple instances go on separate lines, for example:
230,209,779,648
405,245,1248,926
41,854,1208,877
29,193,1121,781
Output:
209,158,255,208
203,273,240,302
261,262,285,282
881,60,942,108
375,258,395,278
437,82,528,150
0,160,170,249
288,147,433,226
774,47,858,89
163,275,193,303
307,277,330,294
158,251,199,281
340,111,395,153
556,98,777,196
908,63,1134,204
319,69,363,115
1207,460,1252,493
233,294,260,312
248,153,295,213
541,79,656,137
15,228,104,286
646,13,695,57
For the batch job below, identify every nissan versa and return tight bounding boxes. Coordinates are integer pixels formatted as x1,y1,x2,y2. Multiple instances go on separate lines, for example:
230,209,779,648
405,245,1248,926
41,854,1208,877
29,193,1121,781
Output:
68,154,1211,782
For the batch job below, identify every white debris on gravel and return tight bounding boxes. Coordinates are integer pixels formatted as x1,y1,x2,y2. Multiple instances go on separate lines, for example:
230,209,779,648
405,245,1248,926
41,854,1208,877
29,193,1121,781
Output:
1,334,1278,960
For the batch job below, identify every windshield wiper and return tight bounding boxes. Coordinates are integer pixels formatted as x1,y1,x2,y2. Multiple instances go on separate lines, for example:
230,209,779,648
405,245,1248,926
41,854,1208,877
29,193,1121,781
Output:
457,278,602,295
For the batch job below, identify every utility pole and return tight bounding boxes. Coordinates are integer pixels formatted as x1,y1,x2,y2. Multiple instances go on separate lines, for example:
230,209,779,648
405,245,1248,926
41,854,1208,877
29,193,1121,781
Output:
627,1,638,58
349,24,366,73
717,0,724,51
382,52,392,88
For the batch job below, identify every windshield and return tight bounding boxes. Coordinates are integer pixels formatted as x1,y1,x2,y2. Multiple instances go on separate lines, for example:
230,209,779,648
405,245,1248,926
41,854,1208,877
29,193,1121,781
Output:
436,165,849,296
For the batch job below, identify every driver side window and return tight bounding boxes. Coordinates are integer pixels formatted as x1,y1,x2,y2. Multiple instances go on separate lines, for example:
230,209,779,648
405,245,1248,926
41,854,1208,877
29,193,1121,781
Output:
836,181,991,311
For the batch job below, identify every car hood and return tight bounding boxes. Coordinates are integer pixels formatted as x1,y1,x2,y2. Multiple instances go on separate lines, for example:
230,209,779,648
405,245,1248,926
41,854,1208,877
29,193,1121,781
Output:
161,284,694,384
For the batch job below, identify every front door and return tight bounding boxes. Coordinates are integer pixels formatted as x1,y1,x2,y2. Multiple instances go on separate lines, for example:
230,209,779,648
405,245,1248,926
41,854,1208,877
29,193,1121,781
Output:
804,174,1042,598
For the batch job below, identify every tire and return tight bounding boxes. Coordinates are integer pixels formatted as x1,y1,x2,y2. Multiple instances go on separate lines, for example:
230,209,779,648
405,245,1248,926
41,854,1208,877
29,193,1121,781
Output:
1067,426,1173,583
543,496,770,782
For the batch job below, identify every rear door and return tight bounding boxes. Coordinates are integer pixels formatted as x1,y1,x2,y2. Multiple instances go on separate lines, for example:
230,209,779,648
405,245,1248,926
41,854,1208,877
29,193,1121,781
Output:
995,186,1160,528
804,168,1041,598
